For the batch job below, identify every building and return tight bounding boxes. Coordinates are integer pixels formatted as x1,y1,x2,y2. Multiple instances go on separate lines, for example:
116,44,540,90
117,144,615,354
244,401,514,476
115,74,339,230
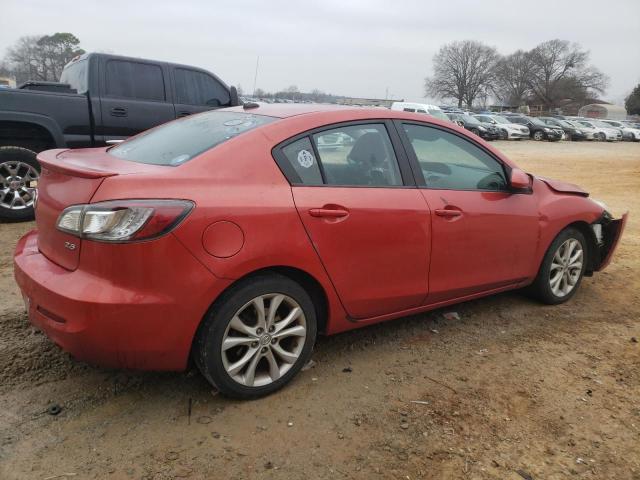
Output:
0,76,17,88
578,103,627,120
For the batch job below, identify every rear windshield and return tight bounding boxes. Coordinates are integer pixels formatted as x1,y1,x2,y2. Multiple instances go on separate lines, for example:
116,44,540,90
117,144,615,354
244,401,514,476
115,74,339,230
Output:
109,111,275,166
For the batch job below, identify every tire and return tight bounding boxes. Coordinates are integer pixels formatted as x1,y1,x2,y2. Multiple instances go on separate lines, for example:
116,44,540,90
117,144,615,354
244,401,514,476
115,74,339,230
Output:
499,129,508,140
597,132,606,142
533,130,545,141
194,273,317,399
0,146,40,222
526,227,587,305
470,128,480,136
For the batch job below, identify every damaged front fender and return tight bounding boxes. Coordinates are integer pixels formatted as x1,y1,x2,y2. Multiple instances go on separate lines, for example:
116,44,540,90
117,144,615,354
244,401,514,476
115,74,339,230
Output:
592,211,628,271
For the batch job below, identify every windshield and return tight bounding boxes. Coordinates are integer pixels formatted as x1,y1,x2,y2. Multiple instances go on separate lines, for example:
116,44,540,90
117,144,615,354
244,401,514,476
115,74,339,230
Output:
460,114,480,125
567,121,584,128
591,120,612,128
578,121,594,128
428,109,449,121
492,116,511,124
529,117,546,127
110,111,276,166
59,59,88,93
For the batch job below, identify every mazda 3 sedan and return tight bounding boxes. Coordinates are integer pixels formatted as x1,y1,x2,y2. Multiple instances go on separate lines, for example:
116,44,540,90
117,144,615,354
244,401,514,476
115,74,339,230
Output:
14,104,627,398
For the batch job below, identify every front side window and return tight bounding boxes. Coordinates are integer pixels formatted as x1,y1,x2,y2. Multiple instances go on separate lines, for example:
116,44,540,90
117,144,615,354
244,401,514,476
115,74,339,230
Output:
105,60,165,101
312,124,403,187
402,123,507,191
109,111,275,166
175,68,230,107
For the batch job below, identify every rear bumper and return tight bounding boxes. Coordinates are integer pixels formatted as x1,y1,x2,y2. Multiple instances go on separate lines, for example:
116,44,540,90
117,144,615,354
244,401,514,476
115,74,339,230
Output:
14,230,228,371
595,212,628,271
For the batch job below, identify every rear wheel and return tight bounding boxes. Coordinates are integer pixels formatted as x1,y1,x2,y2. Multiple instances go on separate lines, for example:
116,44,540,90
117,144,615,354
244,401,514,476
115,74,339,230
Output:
194,274,317,399
527,227,587,305
0,146,40,222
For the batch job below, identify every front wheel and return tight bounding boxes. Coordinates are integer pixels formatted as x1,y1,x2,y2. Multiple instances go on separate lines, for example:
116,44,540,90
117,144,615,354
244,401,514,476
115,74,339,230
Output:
499,129,508,140
533,130,545,141
194,274,317,399
526,228,587,305
0,146,40,222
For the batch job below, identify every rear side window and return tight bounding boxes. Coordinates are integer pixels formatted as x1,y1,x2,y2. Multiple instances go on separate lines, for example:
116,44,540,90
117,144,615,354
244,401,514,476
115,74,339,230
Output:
281,138,323,185
109,111,275,166
175,68,230,107
60,59,88,93
312,124,402,187
105,60,165,101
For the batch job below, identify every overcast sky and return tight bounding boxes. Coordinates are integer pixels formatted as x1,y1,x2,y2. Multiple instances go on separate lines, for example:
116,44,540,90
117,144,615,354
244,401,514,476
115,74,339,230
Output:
1,0,638,104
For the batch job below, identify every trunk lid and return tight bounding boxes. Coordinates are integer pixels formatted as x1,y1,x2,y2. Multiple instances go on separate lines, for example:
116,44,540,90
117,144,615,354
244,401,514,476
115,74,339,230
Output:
35,148,162,270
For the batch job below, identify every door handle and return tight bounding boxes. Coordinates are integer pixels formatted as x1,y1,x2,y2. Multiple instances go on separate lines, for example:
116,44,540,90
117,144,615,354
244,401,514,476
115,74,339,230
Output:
309,208,349,218
110,107,128,117
434,208,462,218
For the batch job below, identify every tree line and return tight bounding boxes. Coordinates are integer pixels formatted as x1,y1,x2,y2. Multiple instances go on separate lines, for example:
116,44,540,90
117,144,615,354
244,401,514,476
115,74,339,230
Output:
425,39,610,110
0,33,85,84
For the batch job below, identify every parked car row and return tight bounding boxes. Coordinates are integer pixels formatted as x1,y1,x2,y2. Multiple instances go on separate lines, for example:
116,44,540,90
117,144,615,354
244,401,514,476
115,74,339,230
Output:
429,105,640,143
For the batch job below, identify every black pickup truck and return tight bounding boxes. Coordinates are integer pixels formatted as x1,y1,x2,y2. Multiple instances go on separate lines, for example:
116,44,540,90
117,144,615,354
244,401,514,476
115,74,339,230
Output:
0,52,239,221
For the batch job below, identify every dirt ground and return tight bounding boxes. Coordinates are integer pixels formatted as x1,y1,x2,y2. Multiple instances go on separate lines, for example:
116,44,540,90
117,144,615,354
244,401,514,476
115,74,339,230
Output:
0,140,638,480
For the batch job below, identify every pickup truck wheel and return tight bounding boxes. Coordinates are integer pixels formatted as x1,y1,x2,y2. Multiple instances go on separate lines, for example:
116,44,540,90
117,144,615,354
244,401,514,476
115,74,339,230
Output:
0,146,40,222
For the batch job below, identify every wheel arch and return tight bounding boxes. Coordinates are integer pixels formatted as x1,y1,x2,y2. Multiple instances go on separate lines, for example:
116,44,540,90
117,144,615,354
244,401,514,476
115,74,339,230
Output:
0,115,64,151
189,265,330,365
542,220,599,277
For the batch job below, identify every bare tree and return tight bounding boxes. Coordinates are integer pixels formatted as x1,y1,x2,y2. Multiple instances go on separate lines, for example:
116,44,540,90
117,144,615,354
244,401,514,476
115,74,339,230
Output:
3,33,84,84
493,50,533,106
425,40,499,108
527,39,608,109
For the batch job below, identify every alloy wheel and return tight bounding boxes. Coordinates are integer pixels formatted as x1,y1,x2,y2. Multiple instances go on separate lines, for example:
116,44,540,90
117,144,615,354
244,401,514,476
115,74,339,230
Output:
549,238,583,297
221,294,307,387
0,161,39,211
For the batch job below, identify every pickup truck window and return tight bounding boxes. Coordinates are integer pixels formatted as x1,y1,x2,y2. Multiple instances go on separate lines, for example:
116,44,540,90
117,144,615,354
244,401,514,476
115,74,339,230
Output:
175,68,230,107
60,59,88,93
105,60,166,101
109,111,275,166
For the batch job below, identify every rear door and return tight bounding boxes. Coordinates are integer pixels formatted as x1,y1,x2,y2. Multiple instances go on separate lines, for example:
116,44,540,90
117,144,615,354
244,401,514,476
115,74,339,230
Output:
171,68,231,118
274,121,431,319
99,59,175,142
397,121,539,303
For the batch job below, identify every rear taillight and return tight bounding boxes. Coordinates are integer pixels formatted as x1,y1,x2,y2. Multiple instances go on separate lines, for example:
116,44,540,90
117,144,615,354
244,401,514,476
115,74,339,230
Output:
56,200,194,242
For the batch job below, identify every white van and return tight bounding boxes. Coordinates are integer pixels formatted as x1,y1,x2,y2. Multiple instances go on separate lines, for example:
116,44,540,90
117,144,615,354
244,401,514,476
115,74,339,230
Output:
390,102,450,122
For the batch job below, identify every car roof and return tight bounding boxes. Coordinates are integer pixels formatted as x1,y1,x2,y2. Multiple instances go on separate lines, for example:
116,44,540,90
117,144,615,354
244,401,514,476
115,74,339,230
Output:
223,103,367,119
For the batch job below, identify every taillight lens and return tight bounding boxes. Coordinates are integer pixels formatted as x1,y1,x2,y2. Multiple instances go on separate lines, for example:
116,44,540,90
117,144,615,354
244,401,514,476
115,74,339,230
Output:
56,200,194,242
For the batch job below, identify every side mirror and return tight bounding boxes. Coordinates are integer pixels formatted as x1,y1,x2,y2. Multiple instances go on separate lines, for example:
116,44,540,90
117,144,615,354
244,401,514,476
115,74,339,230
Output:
510,168,531,190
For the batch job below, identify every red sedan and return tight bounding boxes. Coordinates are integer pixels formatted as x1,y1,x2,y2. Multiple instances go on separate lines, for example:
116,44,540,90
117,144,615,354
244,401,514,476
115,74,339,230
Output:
14,104,626,398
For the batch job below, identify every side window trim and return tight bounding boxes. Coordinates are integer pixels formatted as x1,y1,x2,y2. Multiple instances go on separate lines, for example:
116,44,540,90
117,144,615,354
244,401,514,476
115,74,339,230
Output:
393,119,511,191
271,119,417,188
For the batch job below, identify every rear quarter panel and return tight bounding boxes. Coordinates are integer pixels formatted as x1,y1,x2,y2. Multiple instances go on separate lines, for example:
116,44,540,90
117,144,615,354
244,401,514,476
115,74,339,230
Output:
91,130,350,334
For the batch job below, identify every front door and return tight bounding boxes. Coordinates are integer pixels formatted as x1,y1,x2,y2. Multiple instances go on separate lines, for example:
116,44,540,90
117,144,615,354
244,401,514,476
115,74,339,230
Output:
398,121,540,303
274,122,431,319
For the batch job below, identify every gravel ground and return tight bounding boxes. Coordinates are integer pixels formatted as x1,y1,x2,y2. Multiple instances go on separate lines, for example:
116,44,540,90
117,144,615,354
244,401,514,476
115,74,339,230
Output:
0,140,638,480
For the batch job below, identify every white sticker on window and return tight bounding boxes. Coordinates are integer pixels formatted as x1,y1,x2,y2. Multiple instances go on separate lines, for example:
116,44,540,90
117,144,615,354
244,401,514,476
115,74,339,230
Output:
297,149,314,168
